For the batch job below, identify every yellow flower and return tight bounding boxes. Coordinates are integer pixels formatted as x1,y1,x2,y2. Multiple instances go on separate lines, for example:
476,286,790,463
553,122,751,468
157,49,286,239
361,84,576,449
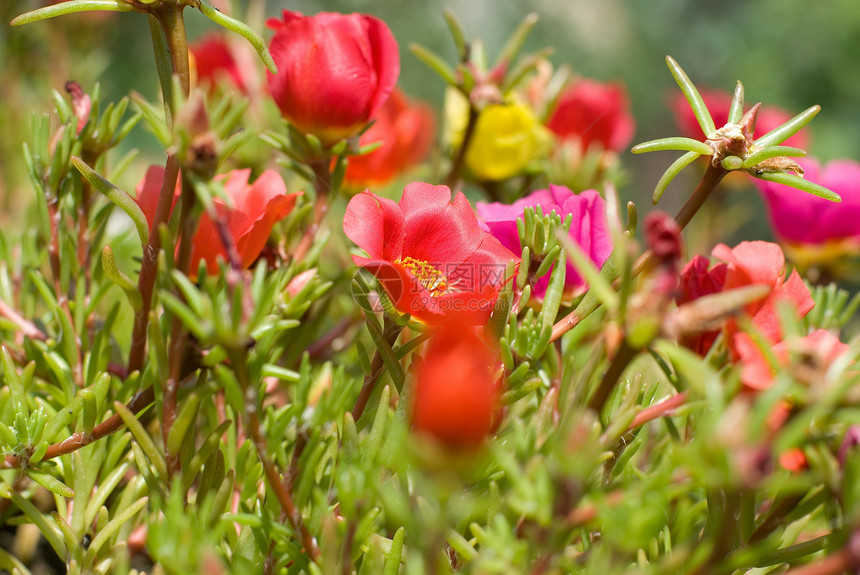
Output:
445,88,551,181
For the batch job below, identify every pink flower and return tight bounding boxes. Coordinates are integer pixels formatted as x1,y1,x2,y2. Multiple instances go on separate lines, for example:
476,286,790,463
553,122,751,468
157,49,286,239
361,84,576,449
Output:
344,88,434,187
676,242,814,355
476,186,612,300
136,167,300,276
671,89,809,149
755,158,860,247
546,79,635,152
735,329,849,390
713,241,814,348
266,10,400,146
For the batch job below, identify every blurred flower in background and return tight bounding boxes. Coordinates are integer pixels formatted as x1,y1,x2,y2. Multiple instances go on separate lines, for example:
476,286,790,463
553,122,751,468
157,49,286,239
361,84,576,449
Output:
755,158,860,274
190,34,249,94
136,166,299,275
541,76,635,191
547,78,635,153
343,88,435,188
676,241,814,356
411,320,501,447
445,89,552,181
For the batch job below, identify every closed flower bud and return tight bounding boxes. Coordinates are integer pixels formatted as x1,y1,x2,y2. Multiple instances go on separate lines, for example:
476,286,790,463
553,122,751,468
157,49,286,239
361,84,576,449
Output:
266,10,400,147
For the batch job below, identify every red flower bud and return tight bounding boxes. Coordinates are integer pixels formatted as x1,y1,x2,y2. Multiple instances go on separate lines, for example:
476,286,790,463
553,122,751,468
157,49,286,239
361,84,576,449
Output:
266,11,400,146
412,322,501,447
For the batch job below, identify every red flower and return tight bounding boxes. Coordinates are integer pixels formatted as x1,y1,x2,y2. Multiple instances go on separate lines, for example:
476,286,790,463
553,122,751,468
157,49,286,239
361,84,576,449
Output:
412,321,501,447
671,89,809,149
676,242,814,356
735,329,849,391
344,88,434,187
136,167,299,275
190,34,248,93
713,241,814,347
266,10,400,146
343,182,518,325
676,255,728,355
546,79,635,153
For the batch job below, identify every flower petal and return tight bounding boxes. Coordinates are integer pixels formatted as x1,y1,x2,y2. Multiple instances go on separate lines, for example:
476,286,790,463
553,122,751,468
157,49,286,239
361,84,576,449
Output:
400,184,483,264
343,190,406,261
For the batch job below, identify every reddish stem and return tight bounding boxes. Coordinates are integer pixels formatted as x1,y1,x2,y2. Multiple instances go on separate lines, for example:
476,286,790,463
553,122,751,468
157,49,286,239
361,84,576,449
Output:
626,391,689,432
228,347,321,561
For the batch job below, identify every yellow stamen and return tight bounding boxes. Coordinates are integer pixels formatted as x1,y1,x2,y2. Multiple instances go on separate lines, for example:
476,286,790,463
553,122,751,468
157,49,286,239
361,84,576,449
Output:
397,256,451,297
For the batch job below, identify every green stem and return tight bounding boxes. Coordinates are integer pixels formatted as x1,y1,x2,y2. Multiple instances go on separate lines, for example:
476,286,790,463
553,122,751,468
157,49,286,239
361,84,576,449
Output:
154,4,190,117
632,163,727,277
588,339,638,415
351,318,404,422
444,105,479,189
292,156,332,264
163,174,198,476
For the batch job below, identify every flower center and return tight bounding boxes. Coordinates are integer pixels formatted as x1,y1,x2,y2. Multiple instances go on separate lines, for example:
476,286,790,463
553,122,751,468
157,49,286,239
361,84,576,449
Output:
397,256,451,297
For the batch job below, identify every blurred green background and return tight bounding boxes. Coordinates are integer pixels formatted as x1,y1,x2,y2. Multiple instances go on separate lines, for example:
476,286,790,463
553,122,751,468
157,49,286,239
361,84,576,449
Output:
3,0,859,248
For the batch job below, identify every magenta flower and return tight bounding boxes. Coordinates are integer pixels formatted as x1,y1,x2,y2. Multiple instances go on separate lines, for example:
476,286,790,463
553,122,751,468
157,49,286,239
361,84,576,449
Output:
476,186,612,300
755,158,860,250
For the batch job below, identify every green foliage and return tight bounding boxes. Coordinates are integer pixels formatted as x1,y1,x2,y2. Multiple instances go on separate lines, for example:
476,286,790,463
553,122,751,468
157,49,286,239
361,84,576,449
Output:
1,3,859,575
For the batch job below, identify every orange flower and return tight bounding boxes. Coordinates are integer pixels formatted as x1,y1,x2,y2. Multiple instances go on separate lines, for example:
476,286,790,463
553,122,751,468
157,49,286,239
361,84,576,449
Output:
136,167,300,276
344,89,434,187
412,321,501,447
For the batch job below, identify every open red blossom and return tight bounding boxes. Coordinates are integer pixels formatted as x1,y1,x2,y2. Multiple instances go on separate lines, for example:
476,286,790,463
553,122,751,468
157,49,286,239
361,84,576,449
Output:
266,10,399,146
343,182,518,325
136,166,299,275
412,320,501,447
344,88,434,188
713,241,814,348
546,79,635,153
670,89,809,149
